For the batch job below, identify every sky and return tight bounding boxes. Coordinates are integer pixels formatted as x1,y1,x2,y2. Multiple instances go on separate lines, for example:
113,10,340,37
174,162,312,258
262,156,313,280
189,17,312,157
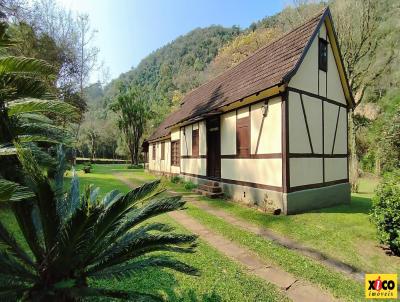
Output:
57,0,287,83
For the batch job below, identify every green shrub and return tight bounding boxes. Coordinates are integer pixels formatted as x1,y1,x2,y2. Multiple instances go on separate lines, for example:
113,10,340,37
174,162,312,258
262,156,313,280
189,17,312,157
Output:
370,171,400,255
171,175,182,184
127,164,143,169
83,165,91,173
361,151,376,173
184,181,197,191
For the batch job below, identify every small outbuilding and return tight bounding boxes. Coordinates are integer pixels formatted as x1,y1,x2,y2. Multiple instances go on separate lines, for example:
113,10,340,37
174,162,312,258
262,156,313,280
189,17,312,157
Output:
144,7,354,214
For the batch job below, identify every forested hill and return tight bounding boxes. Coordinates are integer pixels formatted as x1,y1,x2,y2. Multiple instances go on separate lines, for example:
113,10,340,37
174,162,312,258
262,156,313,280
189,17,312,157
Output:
104,25,240,124
102,2,326,128
96,1,399,178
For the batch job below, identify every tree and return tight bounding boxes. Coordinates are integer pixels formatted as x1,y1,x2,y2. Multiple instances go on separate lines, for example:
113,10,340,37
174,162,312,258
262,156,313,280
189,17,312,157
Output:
0,146,198,301
0,21,78,181
111,85,151,165
203,27,282,80
74,14,99,98
332,0,400,190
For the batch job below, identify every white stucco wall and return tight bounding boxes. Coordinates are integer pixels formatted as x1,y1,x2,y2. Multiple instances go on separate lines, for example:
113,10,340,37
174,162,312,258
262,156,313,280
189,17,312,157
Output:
171,127,180,141
250,97,281,154
289,29,319,94
221,158,282,187
221,111,236,155
288,21,348,188
290,158,323,187
181,125,192,156
148,140,172,173
181,158,207,176
199,121,207,156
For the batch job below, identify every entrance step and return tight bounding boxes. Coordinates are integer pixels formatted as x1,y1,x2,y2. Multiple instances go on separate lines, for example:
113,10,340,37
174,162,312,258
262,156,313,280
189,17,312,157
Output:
194,181,223,198
198,184,222,193
205,180,220,187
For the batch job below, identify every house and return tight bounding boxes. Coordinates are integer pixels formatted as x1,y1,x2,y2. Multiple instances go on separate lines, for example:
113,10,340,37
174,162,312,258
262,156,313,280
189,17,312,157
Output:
144,7,354,214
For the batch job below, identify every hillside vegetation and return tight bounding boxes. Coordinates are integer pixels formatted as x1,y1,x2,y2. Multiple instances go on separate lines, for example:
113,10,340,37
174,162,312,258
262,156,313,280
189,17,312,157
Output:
86,0,399,184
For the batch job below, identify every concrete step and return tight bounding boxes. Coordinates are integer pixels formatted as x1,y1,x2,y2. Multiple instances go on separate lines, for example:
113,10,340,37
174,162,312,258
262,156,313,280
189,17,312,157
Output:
194,189,224,199
204,180,220,187
202,191,224,198
198,184,222,193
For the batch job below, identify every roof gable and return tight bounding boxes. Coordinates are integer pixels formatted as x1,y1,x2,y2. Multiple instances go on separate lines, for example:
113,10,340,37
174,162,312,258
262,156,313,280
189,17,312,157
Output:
148,7,353,142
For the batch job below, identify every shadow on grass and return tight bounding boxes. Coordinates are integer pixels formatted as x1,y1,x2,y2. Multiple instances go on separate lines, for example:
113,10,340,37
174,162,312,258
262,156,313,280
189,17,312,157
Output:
95,268,222,302
312,195,372,214
199,193,372,217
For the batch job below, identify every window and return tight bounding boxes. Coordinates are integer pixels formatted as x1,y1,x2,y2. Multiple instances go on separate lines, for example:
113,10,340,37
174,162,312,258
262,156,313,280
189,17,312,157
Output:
236,116,250,157
161,141,165,160
152,144,156,160
171,140,180,166
192,129,199,157
319,38,328,72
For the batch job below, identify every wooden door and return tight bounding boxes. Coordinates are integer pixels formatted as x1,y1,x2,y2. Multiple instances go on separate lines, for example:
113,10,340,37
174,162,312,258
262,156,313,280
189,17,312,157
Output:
207,117,221,179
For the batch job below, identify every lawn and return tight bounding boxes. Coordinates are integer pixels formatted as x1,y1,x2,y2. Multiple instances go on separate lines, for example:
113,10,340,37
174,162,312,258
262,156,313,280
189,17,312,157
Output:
69,165,384,301
70,165,399,301
193,180,400,277
0,164,286,302
3,164,396,301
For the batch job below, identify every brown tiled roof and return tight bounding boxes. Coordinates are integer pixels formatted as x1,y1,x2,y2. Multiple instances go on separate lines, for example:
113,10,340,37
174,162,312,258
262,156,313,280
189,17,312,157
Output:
148,8,327,142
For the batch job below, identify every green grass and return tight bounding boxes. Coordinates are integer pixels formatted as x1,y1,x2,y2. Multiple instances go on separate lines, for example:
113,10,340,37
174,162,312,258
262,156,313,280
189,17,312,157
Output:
80,166,370,300
69,164,286,301
191,175,399,277
0,164,286,301
186,205,364,301
92,214,286,301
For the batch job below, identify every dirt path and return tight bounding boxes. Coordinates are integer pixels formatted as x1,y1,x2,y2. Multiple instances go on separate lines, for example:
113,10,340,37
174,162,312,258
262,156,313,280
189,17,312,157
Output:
114,174,338,302
181,197,364,283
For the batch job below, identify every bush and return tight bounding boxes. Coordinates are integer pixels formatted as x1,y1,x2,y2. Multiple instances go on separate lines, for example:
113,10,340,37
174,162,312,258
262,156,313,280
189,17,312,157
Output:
127,164,143,169
370,171,400,255
171,175,182,184
83,165,91,173
184,181,197,191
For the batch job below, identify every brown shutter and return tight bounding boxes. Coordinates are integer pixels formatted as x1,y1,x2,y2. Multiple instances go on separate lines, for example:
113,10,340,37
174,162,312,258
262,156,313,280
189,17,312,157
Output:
236,116,250,157
177,140,180,165
152,144,156,160
192,129,199,157
161,141,165,160
171,140,180,166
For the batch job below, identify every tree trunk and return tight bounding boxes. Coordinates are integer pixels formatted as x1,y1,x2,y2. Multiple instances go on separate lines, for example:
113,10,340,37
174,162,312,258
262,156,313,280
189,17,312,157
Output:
90,135,95,162
348,110,359,192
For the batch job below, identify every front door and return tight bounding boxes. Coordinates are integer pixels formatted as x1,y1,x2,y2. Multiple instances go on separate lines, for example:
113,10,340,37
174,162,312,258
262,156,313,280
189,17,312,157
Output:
206,117,221,179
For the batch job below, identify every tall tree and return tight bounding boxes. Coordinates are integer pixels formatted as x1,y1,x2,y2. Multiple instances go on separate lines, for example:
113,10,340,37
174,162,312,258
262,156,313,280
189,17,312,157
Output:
111,85,151,165
332,0,400,190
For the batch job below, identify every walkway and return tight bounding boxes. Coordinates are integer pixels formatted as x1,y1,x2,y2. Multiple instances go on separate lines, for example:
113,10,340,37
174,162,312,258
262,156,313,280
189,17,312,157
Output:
181,196,364,283
115,174,338,302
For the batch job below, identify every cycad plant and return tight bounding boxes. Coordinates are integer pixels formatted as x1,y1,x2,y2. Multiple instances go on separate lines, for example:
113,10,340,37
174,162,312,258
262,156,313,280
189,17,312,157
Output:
0,146,198,301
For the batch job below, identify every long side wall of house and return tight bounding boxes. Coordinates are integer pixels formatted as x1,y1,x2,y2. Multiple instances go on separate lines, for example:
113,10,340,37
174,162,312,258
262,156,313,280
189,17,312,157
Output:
218,96,283,206
180,121,207,176
148,139,171,174
220,97,282,183
286,21,349,212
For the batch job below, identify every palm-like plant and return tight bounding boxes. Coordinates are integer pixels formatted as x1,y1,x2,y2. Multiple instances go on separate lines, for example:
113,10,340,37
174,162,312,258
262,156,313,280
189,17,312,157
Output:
0,146,198,301
0,21,79,180
0,21,79,146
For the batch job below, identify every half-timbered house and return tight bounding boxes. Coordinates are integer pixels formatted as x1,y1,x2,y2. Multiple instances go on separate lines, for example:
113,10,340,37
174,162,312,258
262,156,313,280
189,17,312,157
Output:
144,7,354,214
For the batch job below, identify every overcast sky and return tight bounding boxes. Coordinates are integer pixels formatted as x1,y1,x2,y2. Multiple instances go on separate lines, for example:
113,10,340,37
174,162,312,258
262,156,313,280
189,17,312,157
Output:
57,0,286,83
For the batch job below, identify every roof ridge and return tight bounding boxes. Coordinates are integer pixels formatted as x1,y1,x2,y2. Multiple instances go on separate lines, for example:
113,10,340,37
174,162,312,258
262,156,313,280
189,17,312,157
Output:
181,7,327,102
148,7,329,141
